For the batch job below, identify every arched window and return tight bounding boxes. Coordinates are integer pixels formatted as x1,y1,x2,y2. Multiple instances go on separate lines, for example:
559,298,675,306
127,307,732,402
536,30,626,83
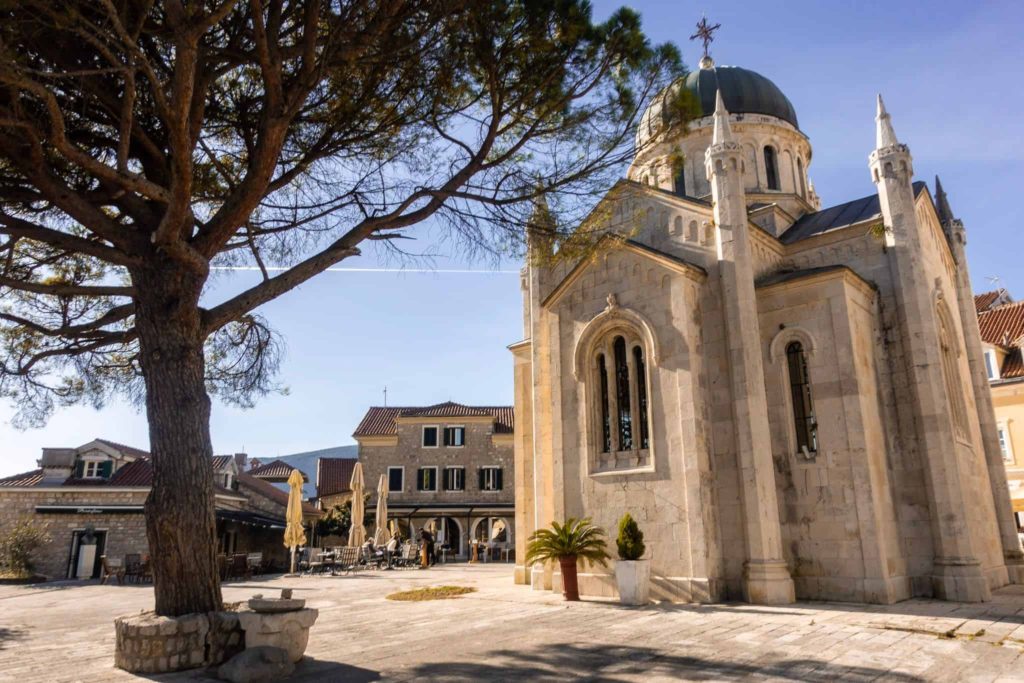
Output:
764,146,780,191
796,158,807,198
591,331,651,465
786,342,817,454
674,165,686,197
938,306,969,441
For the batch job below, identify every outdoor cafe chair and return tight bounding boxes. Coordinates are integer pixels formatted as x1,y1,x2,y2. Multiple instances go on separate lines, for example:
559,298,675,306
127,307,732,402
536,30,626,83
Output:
100,556,124,585
333,547,360,575
246,553,263,576
304,548,325,575
229,553,251,581
124,553,142,583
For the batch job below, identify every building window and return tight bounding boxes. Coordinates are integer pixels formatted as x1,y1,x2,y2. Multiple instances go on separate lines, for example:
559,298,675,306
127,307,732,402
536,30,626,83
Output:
998,423,1014,464
796,158,807,198
444,466,465,491
479,467,503,491
764,146,779,190
79,460,111,479
674,166,686,197
387,467,404,492
938,305,970,441
422,426,439,448
443,426,465,447
590,329,652,470
786,341,818,455
985,349,1000,380
416,467,437,492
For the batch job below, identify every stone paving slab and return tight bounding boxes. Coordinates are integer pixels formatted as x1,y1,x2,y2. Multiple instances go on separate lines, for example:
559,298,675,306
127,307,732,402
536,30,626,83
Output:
1,566,1024,681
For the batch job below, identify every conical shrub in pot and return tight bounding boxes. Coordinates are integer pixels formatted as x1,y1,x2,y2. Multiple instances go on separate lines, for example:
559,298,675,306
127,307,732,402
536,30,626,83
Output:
615,513,650,605
525,518,610,601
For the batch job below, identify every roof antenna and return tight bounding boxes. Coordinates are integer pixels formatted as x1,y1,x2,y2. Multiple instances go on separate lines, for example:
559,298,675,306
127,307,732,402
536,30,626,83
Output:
383,385,388,407
986,275,1001,289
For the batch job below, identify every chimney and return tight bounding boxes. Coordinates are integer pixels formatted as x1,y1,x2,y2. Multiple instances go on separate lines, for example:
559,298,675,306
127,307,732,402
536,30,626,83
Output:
234,452,247,470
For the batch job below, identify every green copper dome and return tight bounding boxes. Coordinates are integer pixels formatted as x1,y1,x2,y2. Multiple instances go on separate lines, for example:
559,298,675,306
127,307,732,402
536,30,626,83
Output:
682,65,798,129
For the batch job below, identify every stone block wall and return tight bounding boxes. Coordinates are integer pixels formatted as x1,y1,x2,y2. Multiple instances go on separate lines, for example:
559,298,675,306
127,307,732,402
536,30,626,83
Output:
0,489,149,580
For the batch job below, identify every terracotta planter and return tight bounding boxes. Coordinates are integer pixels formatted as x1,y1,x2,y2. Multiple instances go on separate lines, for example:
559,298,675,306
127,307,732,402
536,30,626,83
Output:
558,555,580,601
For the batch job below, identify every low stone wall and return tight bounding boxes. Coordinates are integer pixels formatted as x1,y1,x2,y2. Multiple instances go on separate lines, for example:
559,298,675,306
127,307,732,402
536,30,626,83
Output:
114,610,243,674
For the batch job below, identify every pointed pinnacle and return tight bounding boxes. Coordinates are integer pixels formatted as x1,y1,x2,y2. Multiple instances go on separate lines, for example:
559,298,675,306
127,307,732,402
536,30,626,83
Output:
875,94,899,149
712,90,733,144
934,175,954,225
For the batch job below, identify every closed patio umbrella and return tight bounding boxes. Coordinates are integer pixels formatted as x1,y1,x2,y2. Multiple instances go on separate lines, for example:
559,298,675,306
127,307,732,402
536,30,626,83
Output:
284,469,307,574
374,474,389,546
348,462,366,547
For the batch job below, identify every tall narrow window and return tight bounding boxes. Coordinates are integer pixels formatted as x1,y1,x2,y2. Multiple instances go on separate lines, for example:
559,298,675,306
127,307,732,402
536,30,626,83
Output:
598,353,611,453
614,336,632,450
938,308,969,441
796,158,807,197
786,342,817,454
674,166,686,197
985,350,1000,380
998,423,1014,463
633,345,649,450
764,146,779,190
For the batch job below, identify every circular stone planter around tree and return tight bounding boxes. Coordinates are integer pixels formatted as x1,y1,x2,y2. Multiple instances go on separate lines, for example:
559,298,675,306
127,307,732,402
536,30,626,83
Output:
114,610,243,674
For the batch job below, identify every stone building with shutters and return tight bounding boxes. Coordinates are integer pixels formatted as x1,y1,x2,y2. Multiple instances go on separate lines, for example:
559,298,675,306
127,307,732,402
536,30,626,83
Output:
512,50,1024,605
353,401,514,560
0,439,318,579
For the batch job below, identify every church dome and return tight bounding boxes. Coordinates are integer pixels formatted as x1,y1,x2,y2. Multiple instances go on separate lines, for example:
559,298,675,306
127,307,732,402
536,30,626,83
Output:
637,62,799,149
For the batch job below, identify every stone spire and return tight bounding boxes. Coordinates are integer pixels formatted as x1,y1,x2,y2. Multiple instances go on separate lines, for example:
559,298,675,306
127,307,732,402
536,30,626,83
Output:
712,90,733,144
875,94,899,149
934,175,955,226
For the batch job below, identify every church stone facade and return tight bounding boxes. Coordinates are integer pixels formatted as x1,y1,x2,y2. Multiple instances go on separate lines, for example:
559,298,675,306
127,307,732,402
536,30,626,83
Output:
511,55,1024,605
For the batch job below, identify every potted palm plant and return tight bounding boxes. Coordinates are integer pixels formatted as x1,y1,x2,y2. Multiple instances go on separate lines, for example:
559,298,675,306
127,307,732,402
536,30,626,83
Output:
525,518,609,601
615,513,650,605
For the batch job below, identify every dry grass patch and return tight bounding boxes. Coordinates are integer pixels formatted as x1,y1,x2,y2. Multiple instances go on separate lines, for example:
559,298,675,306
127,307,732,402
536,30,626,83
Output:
386,585,477,601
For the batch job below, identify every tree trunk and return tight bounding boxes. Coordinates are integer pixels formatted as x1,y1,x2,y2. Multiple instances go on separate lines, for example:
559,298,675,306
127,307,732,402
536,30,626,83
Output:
134,264,223,617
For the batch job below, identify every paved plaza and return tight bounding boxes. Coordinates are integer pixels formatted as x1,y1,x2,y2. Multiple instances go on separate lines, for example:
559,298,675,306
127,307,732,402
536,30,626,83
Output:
3,565,1024,681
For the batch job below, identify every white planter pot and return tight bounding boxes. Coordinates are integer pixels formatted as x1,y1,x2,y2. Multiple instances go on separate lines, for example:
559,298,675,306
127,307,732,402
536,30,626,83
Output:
615,559,651,605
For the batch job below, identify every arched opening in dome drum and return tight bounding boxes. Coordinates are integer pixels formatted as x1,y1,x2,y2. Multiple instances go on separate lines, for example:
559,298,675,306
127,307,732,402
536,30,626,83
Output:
796,158,806,198
764,146,780,190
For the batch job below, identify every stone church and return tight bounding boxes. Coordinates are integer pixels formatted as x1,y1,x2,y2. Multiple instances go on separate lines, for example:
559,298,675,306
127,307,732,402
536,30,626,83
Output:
509,51,1024,605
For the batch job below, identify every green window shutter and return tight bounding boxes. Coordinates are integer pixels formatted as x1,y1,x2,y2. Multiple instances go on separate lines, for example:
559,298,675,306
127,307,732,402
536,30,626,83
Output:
496,468,503,491
74,461,84,478
443,428,450,447
99,461,113,479
478,468,485,490
429,469,436,490
417,469,424,491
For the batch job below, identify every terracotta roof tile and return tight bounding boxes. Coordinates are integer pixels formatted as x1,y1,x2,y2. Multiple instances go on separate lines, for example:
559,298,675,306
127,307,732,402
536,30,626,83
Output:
978,300,1024,348
247,459,306,481
316,458,357,499
211,455,234,471
237,473,318,516
976,291,1001,313
353,403,514,437
1001,348,1024,380
94,439,151,460
0,469,43,487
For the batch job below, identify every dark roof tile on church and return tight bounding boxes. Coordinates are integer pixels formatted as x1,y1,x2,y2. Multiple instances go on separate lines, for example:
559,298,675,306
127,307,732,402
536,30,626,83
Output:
780,181,927,244
354,403,514,437
247,458,305,481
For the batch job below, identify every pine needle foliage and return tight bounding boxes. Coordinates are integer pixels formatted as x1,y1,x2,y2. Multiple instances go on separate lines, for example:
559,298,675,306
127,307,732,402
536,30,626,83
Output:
616,512,645,561
525,517,610,567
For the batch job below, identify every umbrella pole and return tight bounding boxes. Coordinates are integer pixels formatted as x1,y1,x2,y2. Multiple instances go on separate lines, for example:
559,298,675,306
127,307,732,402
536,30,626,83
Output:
290,546,296,575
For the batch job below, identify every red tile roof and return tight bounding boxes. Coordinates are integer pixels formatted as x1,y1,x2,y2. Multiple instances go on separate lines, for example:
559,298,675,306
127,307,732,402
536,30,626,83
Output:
316,458,357,499
94,439,151,460
211,455,234,472
0,469,43,487
237,473,318,516
977,298,1024,380
975,289,1013,313
353,403,514,437
247,459,306,481
978,300,1024,348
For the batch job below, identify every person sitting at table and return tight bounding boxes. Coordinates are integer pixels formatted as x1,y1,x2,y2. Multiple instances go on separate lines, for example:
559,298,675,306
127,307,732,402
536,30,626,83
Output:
385,535,399,568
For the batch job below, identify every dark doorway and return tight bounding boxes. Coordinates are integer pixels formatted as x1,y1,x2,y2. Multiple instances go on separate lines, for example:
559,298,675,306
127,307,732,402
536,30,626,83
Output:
66,528,107,579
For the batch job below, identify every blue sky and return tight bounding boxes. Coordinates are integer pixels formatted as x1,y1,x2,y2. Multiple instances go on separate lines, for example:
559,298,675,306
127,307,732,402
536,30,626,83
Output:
2,0,1022,476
